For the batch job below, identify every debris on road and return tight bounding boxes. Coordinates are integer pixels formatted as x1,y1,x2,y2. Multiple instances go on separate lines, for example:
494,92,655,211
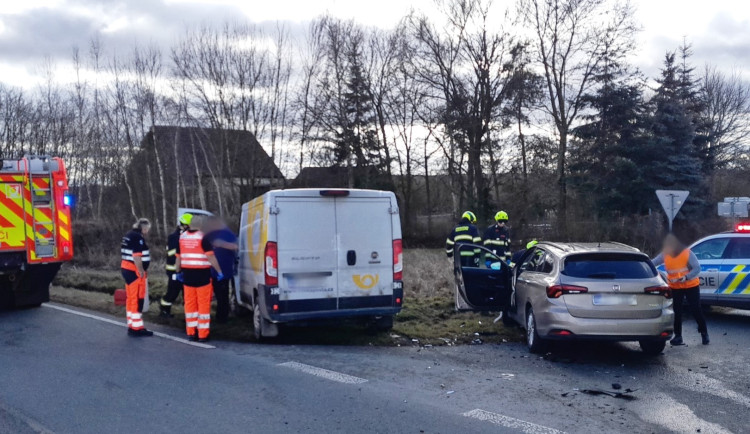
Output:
612,383,622,390
580,389,636,401
446,390,455,395
471,338,483,345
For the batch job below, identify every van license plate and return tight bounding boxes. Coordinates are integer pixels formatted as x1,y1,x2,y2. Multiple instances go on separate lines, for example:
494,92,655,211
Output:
592,294,637,306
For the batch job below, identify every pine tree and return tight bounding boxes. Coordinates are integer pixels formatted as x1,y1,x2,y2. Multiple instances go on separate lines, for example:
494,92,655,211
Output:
643,52,704,210
569,50,650,215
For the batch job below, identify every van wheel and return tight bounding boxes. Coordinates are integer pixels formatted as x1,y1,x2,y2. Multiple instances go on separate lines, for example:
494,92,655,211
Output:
526,308,547,354
372,315,394,332
253,300,264,341
639,340,666,356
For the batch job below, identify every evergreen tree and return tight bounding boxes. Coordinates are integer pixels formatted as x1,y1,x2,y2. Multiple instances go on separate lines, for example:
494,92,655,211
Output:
643,52,705,210
569,50,650,215
677,42,714,174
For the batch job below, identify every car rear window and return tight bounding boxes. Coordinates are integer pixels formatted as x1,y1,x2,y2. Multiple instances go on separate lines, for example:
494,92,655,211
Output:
562,253,657,279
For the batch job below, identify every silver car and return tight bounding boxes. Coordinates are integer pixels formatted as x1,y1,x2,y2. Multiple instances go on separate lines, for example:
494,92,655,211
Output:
509,242,675,355
453,242,674,355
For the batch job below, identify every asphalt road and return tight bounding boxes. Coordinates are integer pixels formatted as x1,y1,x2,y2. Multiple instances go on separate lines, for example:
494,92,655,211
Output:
1,304,750,434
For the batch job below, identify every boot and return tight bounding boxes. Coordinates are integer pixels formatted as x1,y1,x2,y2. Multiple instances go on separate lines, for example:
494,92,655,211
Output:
128,328,154,337
701,332,710,345
159,303,174,319
187,334,198,342
670,335,684,346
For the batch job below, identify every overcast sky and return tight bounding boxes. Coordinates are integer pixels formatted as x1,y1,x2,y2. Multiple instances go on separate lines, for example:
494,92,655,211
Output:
1,0,749,88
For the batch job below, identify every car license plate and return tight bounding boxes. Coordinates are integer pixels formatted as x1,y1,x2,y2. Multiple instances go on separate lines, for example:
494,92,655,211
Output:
592,294,637,306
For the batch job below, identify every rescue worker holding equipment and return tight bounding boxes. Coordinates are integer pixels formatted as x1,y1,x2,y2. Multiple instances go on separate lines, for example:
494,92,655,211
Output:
446,211,482,267
652,233,709,346
483,211,511,261
175,216,223,342
510,239,538,267
121,218,153,337
159,213,192,318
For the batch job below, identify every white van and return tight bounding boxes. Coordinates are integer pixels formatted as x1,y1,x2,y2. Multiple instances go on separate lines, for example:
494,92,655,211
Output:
236,189,404,339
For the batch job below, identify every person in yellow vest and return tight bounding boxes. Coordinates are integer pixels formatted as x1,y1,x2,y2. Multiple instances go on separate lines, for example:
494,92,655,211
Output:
652,234,709,346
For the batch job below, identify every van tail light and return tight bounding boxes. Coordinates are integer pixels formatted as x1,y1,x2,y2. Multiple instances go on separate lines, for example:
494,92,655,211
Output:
645,285,672,299
546,284,588,298
264,241,278,286
319,190,350,197
393,239,403,281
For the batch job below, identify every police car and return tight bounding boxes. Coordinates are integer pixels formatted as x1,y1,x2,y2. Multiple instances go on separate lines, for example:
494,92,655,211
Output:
690,224,750,309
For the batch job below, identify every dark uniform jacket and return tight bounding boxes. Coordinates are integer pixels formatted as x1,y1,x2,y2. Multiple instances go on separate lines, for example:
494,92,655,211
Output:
166,228,180,275
445,219,482,258
121,230,150,272
483,224,511,260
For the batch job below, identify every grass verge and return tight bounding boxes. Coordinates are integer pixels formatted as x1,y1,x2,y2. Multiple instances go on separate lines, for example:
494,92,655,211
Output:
51,249,524,346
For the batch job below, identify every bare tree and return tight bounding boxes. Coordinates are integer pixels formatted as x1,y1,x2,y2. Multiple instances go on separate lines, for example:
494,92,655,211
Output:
518,0,637,233
702,65,750,166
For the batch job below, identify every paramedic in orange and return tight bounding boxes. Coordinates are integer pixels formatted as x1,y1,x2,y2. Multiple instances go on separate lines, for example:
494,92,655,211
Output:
175,216,223,342
120,218,153,337
652,233,709,346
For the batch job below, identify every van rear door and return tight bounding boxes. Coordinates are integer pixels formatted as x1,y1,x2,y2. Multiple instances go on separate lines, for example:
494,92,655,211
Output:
335,196,394,309
275,196,339,312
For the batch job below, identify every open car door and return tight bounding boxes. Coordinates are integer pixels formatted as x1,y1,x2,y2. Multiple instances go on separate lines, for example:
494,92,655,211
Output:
454,244,513,311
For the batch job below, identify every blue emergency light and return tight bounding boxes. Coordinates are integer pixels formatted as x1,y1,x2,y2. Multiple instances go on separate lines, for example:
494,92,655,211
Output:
63,193,73,207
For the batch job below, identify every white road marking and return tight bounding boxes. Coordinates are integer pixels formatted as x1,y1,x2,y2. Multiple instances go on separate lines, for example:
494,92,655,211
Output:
462,409,566,434
43,303,215,349
668,365,750,408
632,392,730,434
0,399,54,434
278,361,368,384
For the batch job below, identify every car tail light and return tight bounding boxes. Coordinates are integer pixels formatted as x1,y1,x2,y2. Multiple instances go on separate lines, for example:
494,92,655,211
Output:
319,190,350,197
265,241,278,286
645,285,671,299
395,297,402,306
546,284,588,298
393,239,403,281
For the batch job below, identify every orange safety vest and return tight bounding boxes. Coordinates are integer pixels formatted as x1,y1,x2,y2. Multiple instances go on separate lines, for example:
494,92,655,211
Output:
664,249,700,289
178,230,212,269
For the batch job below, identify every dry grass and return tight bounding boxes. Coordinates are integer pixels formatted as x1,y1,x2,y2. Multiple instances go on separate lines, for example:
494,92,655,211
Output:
50,249,523,346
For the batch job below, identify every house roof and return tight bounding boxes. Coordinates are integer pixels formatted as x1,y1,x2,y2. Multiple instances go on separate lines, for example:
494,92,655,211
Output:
146,126,283,180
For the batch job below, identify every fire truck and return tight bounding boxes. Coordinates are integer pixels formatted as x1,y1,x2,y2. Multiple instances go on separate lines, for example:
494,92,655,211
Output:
0,156,74,308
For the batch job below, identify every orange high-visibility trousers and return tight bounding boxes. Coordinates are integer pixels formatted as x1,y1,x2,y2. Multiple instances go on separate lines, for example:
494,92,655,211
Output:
184,283,212,339
125,277,146,330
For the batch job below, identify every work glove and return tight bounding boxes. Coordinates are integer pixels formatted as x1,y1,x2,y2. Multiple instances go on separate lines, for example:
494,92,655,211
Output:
175,273,184,283
216,272,225,281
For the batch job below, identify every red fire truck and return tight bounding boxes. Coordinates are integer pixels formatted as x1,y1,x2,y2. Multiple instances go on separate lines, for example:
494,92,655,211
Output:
0,156,74,308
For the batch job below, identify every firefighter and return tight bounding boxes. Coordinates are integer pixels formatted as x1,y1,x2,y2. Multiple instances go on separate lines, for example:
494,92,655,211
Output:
484,211,511,261
159,213,192,318
175,215,223,342
121,218,153,337
510,239,538,267
446,211,482,267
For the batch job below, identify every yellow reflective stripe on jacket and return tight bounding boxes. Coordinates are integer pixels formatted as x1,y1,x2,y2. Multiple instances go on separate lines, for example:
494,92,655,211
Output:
454,234,474,242
446,239,455,245
167,249,177,256
165,264,177,271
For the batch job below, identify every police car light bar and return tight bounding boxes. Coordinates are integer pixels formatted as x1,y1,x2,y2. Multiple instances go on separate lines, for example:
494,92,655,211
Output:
735,223,750,233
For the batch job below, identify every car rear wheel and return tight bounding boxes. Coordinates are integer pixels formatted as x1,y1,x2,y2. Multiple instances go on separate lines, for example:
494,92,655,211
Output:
639,340,666,356
526,307,547,354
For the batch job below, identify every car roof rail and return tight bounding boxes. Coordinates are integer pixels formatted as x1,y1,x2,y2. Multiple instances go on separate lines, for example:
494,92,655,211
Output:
607,241,641,252
539,241,569,252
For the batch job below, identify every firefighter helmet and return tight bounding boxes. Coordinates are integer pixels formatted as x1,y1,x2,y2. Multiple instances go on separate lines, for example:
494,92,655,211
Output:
526,240,538,249
179,213,193,226
461,211,477,224
495,211,509,222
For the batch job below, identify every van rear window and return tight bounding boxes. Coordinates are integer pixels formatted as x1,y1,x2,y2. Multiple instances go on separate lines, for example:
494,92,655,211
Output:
562,253,657,279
